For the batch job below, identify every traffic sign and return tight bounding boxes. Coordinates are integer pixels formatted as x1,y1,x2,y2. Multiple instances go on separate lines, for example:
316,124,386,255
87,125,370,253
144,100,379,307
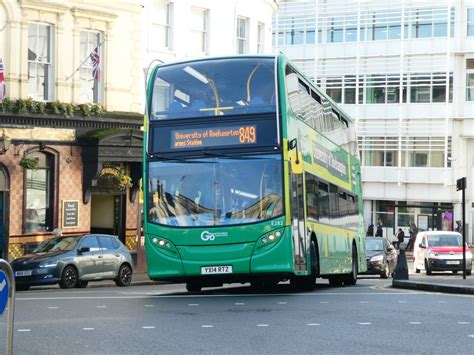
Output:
0,270,8,315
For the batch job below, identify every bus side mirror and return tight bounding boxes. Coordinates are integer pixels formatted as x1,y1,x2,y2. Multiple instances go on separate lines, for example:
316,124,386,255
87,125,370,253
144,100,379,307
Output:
289,150,303,175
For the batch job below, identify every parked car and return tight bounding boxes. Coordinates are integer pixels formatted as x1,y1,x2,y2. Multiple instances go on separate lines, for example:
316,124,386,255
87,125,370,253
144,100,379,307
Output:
362,237,398,278
11,234,134,291
413,231,472,275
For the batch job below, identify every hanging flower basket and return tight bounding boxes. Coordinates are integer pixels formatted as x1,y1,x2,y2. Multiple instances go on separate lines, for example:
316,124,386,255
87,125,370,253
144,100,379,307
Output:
117,174,133,190
19,157,38,170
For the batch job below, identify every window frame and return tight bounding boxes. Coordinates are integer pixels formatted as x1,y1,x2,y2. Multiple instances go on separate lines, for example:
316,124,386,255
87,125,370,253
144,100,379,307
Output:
150,0,173,50
22,148,58,235
189,6,209,54
236,16,249,54
79,30,103,103
468,8,474,36
28,22,54,101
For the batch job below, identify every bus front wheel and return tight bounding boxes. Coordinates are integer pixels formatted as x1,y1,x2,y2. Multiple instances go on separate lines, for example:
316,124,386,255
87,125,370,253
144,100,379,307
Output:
343,244,358,286
290,241,317,291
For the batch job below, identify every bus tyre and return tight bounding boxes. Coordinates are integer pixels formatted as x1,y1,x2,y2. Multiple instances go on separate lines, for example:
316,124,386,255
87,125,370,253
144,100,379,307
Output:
425,260,432,275
343,245,358,286
328,276,343,287
186,282,202,293
291,241,317,291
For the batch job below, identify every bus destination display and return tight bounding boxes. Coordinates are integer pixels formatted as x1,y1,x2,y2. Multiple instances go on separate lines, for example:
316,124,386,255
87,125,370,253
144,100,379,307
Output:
171,125,257,149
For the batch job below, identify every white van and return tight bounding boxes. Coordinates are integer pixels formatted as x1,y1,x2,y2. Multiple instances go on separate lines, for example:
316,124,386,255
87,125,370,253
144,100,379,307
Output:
413,231,472,275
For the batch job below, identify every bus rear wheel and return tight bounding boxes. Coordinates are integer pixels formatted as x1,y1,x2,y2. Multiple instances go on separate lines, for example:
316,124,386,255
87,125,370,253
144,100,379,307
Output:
343,245,358,286
186,282,202,293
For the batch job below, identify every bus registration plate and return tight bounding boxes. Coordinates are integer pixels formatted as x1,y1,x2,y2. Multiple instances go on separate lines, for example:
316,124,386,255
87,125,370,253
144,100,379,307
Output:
201,266,233,274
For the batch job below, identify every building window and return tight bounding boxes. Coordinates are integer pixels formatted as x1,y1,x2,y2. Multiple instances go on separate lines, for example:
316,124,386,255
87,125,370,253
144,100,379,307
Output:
80,31,102,103
325,77,342,103
236,17,249,54
28,23,53,101
151,0,173,50
468,8,474,36
257,22,265,53
327,17,343,43
409,72,453,103
410,7,454,39
190,7,209,54
24,151,55,234
467,63,474,101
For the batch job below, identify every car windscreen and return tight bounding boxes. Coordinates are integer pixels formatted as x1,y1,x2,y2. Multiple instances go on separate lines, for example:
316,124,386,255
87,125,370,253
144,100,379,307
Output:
427,234,463,247
365,239,383,251
33,237,80,253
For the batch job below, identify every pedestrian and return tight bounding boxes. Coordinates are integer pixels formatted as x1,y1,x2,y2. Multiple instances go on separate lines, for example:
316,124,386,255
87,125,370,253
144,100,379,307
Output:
375,223,383,237
367,223,374,237
406,222,418,251
395,228,405,249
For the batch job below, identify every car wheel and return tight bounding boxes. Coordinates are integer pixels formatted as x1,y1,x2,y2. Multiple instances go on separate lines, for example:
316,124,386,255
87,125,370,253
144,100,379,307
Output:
380,262,389,279
76,280,89,288
16,284,30,291
425,259,432,275
452,270,458,274
415,267,420,274
466,270,472,276
59,265,78,289
115,264,132,287
186,282,202,292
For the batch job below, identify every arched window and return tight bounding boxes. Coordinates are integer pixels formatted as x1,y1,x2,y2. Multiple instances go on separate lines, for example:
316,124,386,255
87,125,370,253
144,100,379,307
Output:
24,151,55,234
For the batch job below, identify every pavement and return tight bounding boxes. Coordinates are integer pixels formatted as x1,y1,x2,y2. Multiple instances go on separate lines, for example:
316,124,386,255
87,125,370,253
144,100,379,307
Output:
392,249,474,295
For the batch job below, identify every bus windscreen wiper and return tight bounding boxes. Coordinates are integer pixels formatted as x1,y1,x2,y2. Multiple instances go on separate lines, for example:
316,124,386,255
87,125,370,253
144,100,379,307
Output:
202,151,277,160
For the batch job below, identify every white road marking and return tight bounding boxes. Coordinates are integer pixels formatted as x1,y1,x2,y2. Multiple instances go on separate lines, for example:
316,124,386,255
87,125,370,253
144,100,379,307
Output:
360,301,369,304
83,328,94,331
307,323,320,326
144,304,154,307
468,335,474,338
320,302,329,304
358,323,371,325
277,302,287,305
235,303,245,305
97,306,107,308
438,301,447,303
188,304,199,306
398,301,408,303
142,326,155,329
48,306,58,309
257,324,269,327
17,329,31,332
201,325,214,328
410,322,421,325
458,322,470,325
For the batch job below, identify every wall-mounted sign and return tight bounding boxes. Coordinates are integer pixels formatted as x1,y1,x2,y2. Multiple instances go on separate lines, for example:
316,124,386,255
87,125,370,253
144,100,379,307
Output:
62,200,79,228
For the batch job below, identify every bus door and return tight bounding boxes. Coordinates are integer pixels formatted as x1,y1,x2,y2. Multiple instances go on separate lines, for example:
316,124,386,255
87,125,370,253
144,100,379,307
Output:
289,168,307,272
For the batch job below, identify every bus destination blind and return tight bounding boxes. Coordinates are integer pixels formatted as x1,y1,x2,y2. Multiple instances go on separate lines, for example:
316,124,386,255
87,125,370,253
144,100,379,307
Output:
171,125,257,149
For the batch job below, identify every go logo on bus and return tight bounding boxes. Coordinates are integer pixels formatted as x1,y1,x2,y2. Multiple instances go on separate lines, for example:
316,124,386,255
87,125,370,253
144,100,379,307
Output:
200,231,228,241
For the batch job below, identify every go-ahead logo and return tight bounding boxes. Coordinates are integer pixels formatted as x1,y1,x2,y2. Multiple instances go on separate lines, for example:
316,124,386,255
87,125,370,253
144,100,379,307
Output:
200,231,228,241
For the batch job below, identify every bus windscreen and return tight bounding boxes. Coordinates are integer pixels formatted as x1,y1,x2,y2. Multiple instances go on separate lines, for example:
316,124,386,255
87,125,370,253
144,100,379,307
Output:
150,57,276,120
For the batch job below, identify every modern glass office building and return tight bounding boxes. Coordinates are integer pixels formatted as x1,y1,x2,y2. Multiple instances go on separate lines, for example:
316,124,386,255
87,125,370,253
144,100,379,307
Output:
273,0,474,242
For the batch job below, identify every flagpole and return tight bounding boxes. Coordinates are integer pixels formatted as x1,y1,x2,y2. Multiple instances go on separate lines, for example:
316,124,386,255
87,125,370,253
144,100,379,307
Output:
65,41,104,81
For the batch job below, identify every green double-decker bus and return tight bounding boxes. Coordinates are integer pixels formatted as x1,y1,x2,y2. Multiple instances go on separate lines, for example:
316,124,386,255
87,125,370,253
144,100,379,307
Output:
144,54,366,292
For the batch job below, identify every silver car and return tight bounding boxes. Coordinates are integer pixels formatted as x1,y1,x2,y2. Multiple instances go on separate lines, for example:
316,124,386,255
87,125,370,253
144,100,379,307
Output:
11,234,134,290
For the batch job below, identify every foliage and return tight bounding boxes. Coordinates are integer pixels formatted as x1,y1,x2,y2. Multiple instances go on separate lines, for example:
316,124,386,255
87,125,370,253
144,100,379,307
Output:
0,97,105,117
19,157,38,170
117,174,133,190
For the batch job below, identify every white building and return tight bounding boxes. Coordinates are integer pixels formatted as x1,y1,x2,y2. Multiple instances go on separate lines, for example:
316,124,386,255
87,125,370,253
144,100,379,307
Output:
273,0,474,242
142,0,278,66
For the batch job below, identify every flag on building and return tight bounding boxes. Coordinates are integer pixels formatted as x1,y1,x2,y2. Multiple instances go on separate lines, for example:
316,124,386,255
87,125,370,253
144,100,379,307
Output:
90,47,100,81
0,58,6,103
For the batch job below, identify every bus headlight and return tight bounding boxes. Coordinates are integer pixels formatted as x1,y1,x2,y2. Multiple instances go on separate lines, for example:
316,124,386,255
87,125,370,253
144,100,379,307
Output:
149,236,178,256
254,228,285,254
